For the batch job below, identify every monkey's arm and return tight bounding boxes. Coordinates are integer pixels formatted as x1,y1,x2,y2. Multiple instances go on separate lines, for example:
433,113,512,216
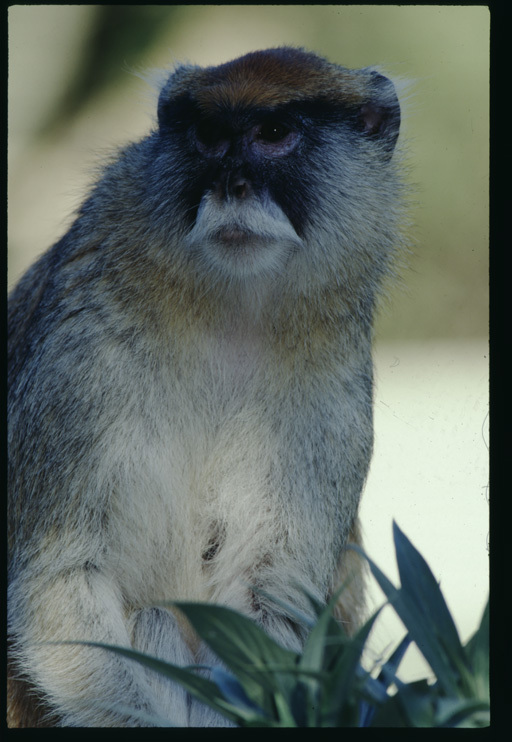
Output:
8,568,185,726
8,261,193,726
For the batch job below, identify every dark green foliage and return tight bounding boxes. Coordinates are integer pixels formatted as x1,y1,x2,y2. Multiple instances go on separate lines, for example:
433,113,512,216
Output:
87,523,489,727
360,524,489,727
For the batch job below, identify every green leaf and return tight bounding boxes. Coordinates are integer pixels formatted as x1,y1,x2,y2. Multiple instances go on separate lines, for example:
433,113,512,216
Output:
208,667,282,726
288,678,310,727
210,667,264,715
370,692,409,727
358,634,411,726
72,641,241,723
392,677,437,727
294,588,362,726
173,602,298,670
392,523,470,681
298,588,345,674
320,609,381,726
376,633,411,691
434,696,490,727
464,598,489,700
355,530,465,697
173,602,298,718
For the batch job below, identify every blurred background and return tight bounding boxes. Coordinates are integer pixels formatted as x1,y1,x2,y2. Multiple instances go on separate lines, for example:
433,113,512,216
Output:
8,5,489,683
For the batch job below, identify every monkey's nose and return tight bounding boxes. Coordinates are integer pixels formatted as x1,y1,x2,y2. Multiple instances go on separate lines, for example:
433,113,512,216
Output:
215,171,253,201
231,177,251,200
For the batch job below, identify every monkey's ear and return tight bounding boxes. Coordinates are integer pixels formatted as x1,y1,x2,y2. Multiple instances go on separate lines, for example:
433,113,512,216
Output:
157,91,195,134
157,65,198,131
357,72,401,155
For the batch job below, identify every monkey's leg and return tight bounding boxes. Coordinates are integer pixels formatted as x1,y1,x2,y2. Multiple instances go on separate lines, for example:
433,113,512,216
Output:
9,568,172,727
187,643,237,728
130,607,194,726
131,610,235,727
330,518,368,635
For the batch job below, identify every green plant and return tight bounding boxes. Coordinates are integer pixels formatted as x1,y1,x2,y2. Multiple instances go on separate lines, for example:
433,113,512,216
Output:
82,523,489,727
357,523,489,727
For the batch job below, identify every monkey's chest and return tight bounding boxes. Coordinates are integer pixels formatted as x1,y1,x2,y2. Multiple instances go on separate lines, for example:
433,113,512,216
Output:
111,386,279,607
205,321,267,390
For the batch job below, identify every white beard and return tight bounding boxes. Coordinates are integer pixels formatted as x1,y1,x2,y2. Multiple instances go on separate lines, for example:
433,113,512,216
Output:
185,190,303,281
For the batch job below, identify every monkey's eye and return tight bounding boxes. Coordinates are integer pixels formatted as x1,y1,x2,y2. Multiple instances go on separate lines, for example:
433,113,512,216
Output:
194,121,230,157
252,120,300,156
256,121,291,143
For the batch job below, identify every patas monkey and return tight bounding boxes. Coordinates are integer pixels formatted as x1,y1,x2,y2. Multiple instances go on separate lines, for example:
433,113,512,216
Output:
8,47,404,727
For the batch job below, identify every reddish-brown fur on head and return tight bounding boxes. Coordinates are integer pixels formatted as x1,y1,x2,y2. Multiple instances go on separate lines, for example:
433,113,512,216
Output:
168,47,373,113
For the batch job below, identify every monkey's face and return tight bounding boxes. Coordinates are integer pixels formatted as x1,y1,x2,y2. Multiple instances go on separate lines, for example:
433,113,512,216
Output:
182,107,305,280
158,95,308,282
156,48,400,285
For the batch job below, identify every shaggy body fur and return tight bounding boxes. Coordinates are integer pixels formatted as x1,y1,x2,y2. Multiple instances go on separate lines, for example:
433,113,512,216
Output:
8,47,403,726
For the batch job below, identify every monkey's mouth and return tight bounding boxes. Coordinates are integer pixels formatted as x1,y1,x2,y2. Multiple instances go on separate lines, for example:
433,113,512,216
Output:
185,194,303,278
213,226,258,246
